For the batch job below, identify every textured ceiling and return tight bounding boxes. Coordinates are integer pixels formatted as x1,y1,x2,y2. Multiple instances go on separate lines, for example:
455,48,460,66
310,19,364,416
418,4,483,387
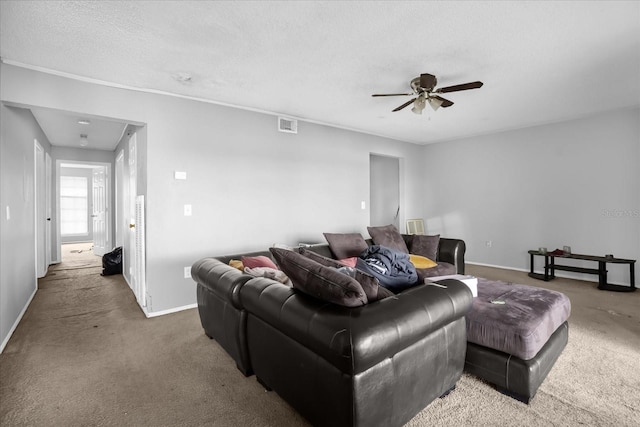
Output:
1,1,639,146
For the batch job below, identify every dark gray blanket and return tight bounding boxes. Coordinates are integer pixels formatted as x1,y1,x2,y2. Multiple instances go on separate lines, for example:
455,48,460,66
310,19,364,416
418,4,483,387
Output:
357,245,418,292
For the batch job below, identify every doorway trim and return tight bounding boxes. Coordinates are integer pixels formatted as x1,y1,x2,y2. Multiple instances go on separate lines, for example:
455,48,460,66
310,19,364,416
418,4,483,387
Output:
34,139,47,278
369,153,404,230
56,160,112,261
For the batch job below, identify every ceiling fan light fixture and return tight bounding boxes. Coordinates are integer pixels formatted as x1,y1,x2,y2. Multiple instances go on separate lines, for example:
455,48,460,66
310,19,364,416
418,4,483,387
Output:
411,94,426,115
428,97,443,111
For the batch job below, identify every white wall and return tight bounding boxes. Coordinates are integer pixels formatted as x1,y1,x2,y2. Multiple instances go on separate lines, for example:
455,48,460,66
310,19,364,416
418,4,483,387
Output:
0,104,52,351
423,107,640,286
0,63,425,319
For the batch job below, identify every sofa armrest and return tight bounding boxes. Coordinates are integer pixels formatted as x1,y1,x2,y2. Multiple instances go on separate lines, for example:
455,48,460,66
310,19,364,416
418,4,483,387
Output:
191,258,253,309
240,278,473,375
438,238,466,274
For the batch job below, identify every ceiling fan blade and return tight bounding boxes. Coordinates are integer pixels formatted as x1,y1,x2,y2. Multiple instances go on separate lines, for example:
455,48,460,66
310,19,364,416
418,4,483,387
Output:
419,73,437,90
434,95,454,108
372,93,413,97
437,81,483,93
392,98,417,112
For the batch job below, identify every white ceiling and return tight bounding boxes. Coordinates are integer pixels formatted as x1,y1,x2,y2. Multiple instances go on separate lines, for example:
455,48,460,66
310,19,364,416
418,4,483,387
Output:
31,107,128,151
1,1,639,146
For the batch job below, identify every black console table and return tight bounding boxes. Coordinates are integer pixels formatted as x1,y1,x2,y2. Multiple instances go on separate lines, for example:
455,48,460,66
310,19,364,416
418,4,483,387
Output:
528,250,636,292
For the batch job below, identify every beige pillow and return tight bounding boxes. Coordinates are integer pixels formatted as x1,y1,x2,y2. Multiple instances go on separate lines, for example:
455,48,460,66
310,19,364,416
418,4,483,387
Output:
229,259,244,270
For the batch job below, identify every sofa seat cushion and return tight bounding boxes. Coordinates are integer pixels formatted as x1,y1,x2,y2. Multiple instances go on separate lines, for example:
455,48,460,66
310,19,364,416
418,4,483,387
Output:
270,247,367,307
415,262,457,281
466,278,571,360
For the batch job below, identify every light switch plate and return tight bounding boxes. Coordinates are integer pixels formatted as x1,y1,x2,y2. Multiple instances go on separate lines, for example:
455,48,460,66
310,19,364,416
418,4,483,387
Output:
184,204,192,216
184,266,191,279
361,201,366,210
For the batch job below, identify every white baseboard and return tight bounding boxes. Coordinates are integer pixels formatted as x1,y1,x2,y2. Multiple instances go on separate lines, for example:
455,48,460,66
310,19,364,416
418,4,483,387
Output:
467,261,529,273
144,303,197,318
466,261,630,287
0,287,37,354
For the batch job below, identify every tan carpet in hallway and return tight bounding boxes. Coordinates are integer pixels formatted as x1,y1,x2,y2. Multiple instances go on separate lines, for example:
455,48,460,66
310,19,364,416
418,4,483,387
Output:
1,248,639,426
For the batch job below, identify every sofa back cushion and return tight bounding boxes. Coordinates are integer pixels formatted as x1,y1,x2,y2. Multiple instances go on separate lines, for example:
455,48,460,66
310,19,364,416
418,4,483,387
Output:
323,232,369,259
269,247,368,307
367,224,410,254
409,234,440,261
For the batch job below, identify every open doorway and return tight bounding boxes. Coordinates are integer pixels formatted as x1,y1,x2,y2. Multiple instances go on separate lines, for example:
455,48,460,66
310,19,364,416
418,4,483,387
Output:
369,154,401,229
56,161,111,263
25,104,146,312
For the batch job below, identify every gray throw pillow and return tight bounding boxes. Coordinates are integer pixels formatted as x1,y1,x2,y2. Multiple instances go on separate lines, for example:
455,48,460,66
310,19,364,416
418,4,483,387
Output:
367,224,409,254
299,248,393,302
323,232,369,259
410,234,440,261
269,247,367,307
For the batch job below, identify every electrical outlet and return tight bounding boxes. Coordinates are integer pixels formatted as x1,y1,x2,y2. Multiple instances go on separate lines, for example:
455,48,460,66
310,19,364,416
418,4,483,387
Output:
184,266,191,279
485,240,493,248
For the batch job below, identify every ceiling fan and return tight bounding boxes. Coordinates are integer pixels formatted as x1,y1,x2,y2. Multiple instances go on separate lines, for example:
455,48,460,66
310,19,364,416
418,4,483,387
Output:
372,73,483,114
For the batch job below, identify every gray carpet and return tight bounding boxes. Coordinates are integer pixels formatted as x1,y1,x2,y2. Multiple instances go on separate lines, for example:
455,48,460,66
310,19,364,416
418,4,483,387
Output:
1,245,639,426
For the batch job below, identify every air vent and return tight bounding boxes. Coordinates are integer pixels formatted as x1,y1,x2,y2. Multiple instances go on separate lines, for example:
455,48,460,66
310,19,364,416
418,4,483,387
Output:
278,117,298,134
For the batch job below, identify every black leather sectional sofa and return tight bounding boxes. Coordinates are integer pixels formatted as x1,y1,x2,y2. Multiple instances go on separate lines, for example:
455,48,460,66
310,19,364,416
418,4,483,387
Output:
192,236,472,427
192,234,570,424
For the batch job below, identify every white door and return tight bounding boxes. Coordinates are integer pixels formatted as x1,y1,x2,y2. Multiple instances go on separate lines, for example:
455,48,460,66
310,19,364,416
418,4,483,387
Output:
135,195,146,307
124,133,137,292
35,140,47,278
115,150,124,248
92,166,108,256
370,154,400,229
45,152,52,266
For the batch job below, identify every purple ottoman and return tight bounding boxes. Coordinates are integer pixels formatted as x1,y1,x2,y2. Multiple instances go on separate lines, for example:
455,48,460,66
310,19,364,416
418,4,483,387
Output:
464,278,571,403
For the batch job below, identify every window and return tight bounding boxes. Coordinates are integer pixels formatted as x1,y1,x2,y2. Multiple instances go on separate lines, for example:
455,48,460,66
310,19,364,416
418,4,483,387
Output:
60,176,88,235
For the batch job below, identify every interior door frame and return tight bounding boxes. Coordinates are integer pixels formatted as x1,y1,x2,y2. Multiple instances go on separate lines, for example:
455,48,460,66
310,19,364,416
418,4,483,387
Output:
34,139,47,278
124,132,137,294
369,153,403,229
56,160,112,260
115,149,124,248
